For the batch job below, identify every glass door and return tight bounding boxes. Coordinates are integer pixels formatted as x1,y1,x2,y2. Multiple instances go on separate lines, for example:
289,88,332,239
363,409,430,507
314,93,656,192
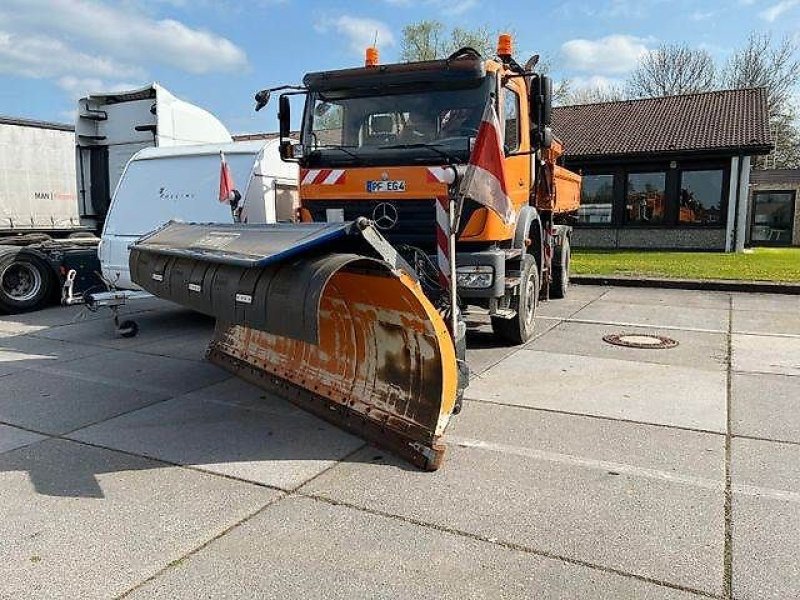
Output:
750,191,795,246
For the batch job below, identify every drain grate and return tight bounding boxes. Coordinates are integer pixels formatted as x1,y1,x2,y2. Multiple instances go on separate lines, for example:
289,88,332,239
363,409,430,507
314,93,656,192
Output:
602,333,679,350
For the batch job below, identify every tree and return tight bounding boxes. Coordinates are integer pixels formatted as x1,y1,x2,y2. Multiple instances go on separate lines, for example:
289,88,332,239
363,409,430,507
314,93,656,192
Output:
562,83,625,105
626,43,716,98
400,21,446,62
400,20,496,61
723,33,800,169
723,32,800,115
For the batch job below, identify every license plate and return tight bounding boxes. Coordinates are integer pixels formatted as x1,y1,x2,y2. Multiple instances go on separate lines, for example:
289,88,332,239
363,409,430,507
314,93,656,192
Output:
367,180,406,193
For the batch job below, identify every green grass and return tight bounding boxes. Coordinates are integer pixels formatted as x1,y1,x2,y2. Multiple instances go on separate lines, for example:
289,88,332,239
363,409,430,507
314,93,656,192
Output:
572,247,800,282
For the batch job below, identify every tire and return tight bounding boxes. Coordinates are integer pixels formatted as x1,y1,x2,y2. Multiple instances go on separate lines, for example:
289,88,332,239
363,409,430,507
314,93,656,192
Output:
0,250,55,313
549,236,570,299
491,254,539,345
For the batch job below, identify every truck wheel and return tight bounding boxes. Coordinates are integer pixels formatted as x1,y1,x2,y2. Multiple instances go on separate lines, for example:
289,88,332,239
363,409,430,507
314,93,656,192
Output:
0,251,55,313
550,237,570,299
492,254,539,345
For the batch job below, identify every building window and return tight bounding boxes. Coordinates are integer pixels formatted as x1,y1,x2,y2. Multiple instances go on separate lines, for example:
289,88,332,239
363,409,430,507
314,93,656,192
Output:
626,172,666,224
503,87,520,152
751,191,796,245
579,174,614,224
679,169,724,225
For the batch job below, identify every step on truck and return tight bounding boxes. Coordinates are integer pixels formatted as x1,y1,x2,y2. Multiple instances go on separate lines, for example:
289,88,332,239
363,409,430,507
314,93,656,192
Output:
129,35,582,469
0,84,232,313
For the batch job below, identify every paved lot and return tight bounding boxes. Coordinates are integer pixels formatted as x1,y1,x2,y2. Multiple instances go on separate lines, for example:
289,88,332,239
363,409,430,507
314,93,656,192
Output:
1,286,798,599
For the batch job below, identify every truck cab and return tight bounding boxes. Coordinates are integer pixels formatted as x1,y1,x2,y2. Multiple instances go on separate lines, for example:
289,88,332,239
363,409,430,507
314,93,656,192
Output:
269,36,580,344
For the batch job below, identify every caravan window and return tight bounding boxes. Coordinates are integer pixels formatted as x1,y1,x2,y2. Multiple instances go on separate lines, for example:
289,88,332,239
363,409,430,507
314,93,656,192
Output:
104,152,257,236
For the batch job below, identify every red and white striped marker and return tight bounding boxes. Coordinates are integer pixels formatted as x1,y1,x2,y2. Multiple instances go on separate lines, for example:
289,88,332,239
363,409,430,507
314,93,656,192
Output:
300,168,346,186
435,194,451,290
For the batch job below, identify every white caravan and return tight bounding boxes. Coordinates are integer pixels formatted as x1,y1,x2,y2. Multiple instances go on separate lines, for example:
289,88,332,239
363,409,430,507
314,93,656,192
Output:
97,139,298,290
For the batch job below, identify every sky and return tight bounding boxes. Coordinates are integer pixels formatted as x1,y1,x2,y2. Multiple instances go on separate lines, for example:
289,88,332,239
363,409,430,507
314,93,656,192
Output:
1,0,799,134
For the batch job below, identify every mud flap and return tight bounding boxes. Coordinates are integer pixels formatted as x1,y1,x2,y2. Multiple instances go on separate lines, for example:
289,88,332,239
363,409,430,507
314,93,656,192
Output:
130,220,460,470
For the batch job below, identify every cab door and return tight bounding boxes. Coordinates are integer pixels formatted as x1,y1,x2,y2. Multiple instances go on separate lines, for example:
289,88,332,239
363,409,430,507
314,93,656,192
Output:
501,79,530,213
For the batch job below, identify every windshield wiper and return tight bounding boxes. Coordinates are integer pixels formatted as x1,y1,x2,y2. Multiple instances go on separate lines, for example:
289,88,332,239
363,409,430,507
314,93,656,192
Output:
310,145,364,164
379,143,461,164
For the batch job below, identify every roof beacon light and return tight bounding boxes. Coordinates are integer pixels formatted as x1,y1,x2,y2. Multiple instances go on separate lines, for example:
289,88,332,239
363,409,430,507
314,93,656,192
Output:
497,34,513,58
365,46,379,67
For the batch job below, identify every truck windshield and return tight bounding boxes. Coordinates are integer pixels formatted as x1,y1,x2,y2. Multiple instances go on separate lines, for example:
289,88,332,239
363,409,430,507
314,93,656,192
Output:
303,76,493,166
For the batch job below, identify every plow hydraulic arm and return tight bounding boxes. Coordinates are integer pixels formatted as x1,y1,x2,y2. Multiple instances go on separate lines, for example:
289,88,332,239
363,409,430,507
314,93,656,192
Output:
129,219,464,470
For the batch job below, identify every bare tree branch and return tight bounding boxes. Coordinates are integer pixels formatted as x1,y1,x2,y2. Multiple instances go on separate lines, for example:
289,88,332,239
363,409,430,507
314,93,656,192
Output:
626,43,716,97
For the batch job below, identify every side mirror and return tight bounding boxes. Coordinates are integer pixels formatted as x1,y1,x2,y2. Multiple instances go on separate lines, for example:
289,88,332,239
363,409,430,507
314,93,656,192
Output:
254,89,271,112
278,95,291,140
540,75,552,126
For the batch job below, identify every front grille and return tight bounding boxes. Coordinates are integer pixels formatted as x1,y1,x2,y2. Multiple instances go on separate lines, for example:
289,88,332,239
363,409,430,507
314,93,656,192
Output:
307,199,436,251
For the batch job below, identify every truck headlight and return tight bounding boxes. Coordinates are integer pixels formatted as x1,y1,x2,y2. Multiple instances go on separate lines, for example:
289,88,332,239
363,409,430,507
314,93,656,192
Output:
456,265,493,289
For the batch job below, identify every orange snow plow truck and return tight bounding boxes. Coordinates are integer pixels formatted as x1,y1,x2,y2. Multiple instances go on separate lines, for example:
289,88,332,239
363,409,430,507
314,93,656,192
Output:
129,36,581,470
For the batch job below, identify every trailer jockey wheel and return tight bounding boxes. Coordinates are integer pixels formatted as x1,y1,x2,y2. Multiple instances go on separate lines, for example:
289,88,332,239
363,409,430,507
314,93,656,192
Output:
113,310,139,338
117,319,139,338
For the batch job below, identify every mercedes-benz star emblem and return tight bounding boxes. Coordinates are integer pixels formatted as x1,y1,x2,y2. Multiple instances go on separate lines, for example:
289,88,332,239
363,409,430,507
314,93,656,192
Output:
372,202,399,231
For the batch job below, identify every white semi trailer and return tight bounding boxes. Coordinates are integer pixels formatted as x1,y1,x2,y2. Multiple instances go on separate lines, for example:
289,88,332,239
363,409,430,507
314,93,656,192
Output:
0,83,232,313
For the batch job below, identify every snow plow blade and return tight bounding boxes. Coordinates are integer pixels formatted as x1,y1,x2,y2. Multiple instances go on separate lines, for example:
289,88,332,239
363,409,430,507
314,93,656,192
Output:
129,220,460,470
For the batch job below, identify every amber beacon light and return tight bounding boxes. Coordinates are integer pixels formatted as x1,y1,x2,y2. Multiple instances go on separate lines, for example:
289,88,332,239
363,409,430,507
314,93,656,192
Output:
497,33,513,58
365,46,380,67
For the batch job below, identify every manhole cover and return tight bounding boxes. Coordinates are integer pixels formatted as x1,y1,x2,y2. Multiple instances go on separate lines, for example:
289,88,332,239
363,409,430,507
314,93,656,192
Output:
602,333,679,349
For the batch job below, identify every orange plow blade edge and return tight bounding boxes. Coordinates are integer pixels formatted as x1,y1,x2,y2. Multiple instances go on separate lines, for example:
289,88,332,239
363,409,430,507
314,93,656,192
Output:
129,220,461,470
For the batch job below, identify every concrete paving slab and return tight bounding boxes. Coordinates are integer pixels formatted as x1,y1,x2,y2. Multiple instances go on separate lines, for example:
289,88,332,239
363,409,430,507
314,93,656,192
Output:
0,423,46,454
536,297,603,319
465,318,562,376
452,401,725,482
36,347,230,395
570,302,729,332
732,334,800,376
0,333,106,372
131,328,214,362
732,309,800,336
598,287,732,310
33,306,215,350
731,438,800,600
0,368,170,435
130,495,699,600
731,372,800,443
526,320,727,371
304,405,725,595
0,438,279,599
732,292,800,313
732,494,800,600
468,349,728,432
70,380,365,490
732,437,800,495
556,284,610,304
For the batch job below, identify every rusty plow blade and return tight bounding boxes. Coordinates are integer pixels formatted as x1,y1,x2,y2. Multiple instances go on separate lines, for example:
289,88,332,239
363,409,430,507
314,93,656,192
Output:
129,220,460,470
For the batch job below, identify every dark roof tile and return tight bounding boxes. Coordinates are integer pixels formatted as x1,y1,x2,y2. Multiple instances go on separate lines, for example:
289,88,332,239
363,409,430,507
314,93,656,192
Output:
552,88,772,159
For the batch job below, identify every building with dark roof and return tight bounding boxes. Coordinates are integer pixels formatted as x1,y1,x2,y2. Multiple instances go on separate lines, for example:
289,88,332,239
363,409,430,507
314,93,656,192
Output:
552,88,773,251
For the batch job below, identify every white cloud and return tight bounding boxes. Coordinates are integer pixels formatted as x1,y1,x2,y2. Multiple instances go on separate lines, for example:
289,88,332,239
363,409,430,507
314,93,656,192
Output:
0,32,144,80
561,34,650,75
0,0,247,76
759,0,800,21
317,16,396,55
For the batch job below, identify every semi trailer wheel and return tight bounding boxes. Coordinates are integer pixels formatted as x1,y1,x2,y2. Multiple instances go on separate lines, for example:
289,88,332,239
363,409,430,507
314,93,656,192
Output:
492,254,539,345
0,251,55,313
549,236,570,299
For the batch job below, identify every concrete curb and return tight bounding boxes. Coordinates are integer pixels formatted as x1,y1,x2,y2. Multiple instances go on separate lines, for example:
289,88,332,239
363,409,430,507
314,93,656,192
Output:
571,275,800,295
